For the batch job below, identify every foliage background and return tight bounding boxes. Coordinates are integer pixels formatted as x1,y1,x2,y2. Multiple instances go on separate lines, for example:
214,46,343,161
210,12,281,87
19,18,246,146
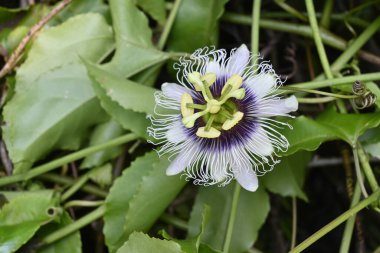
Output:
0,0,380,253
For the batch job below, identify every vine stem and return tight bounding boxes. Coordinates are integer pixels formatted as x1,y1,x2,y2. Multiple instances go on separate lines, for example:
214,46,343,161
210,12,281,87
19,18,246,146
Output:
222,182,241,253
290,189,380,253
40,205,105,246
251,0,261,57
0,133,138,187
287,72,380,89
157,0,182,50
305,0,333,79
280,86,359,99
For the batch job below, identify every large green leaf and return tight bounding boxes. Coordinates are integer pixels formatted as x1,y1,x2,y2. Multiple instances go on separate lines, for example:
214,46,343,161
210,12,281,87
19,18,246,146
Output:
103,151,186,252
3,14,113,173
167,0,229,52
85,60,156,138
103,0,169,78
317,107,380,146
0,191,59,253
80,120,125,169
36,212,82,253
262,151,311,201
188,184,270,253
116,232,184,253
135,0,166,25
280,116,336,156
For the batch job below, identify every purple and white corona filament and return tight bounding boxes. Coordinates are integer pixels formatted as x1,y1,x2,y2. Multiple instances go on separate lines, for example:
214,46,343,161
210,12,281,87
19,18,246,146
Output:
148,44,298,192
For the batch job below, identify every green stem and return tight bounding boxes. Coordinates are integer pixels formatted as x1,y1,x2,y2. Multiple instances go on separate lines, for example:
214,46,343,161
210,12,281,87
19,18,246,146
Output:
157,0,182,50
290,189,380,253
357,144,379,192
222,183,241,253
280,86,359,99
305,0,333,79
61,173,91,201
39,173,108,198
274,0,308,22
0,133,138,187
288,72,380,89
221,14,380,65
160,213,188,230
320,0,334,28
40,205,105,246
297,97,336,104
330,16,380,73
339,182,361,253
251,0,261,56
291,197,297,249
353,146,368,197
64,200,104,209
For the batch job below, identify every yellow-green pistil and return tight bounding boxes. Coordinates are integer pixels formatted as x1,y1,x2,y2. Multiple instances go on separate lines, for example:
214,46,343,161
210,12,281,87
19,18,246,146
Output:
181,72,246,138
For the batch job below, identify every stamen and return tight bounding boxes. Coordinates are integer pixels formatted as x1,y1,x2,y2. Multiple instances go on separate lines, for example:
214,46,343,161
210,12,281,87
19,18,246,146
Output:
196,126,221,138
186,103,206,110
229,88,246,100
205,114,216,131
220,84,232,101
203,81,214,100
221,74,243,94
180,93,194,118
182,110,208,128
202,73,216,86
188,72,203,91
222,111,244,130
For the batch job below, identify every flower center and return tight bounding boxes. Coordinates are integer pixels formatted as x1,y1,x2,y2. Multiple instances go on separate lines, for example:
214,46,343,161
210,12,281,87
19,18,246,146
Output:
180,71,246,138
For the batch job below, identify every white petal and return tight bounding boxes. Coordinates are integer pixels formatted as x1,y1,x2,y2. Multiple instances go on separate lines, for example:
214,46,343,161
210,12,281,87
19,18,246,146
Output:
255,95,298,117
247,125,274,157
205,61,222,76
166,152,189,176
234,167,258,192
166,121,187,144
226,44,250,76
246,73,276,98
161,82,187,101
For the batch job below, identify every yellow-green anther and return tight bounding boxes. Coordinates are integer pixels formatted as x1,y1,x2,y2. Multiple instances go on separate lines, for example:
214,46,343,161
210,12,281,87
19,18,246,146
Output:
182,111,207,128
196,127,221,138
202,73,216,86
188,72,203,91
180,93,194,118
221,74,243,94
207,99,221,114
228,88,246,100
222,111,244,130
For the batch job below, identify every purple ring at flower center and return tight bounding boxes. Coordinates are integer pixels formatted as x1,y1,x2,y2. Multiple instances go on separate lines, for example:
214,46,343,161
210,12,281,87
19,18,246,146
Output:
182,76,258,151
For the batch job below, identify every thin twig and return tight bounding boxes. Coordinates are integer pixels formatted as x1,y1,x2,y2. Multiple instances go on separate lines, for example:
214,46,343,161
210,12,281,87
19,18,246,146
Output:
0,0,73,79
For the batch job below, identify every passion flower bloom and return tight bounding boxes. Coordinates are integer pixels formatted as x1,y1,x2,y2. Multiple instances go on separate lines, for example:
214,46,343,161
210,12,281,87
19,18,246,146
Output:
148,44,298,192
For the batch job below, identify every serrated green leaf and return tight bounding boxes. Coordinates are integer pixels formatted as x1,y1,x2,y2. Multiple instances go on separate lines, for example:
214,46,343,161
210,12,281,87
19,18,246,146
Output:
0,191,59,253
167,0,229,52
88,163,113,188
36,212,82,253
188,184,270,253
262,151,311,200
80,120,125,169
116,232,184,253
135,0,166,25
104,151,186,252
85,60,155,138
103,0,169,78
3,13,114,173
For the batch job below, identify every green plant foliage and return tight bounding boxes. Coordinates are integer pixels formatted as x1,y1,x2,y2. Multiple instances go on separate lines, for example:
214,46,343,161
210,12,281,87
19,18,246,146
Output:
167,0,229,52
188,184,270,253
262,151,311,200
102,0,169,78
103,151,186,252
88,163,113,188
0,191,59,253
116,232,184,253
80,120,125,169
135,0,166,25
2,14,113,173
36,211,82,253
